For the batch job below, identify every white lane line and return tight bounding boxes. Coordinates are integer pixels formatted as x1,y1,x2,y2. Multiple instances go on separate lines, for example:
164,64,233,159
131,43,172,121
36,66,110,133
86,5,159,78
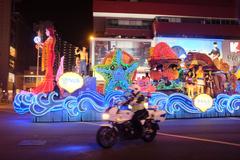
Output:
79,122,102,126
229,117,240,121
79,122,240,148
157,132,240,148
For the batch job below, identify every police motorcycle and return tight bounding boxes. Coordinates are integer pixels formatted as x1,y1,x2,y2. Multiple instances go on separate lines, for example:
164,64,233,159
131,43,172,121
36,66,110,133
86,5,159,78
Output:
96,90,166,148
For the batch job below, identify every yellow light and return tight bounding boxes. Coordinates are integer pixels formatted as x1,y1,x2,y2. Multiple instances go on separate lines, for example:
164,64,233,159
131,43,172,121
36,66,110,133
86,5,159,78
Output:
194,94,213,112
144,102,148,109
16,89,20,94
102,113,110,120
10,46,16,57
89,35,95,41
58,72,84,93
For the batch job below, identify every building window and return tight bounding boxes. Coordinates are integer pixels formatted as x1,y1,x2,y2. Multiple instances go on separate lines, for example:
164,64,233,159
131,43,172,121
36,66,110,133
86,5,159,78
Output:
24,77,36,83
155,16,239,26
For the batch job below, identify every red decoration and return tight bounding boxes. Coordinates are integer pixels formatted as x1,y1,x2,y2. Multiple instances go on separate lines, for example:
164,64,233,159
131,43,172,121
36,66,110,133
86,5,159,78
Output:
152,42,178,60
150,70,162,80
162,69,179,80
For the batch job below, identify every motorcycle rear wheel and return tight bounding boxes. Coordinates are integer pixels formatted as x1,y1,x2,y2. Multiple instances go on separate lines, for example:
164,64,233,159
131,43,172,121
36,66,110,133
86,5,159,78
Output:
96,126,118,148
142,121,157,142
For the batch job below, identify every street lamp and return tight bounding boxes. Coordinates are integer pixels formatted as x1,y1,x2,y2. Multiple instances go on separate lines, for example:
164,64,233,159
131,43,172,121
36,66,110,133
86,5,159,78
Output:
89,35,95,41
33,35,41,86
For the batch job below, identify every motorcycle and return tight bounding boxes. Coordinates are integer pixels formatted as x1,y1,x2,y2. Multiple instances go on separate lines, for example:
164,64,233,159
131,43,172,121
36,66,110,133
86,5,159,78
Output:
96,100,166,148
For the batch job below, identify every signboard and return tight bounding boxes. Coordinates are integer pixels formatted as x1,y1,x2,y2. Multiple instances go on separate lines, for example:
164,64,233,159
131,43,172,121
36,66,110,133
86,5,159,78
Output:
58,72,84,93
153,37,223,58
194,94,213,112
222,40,240,67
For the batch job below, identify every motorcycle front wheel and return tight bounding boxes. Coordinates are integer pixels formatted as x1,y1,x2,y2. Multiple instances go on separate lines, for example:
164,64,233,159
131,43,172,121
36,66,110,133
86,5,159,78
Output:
96,126,118,148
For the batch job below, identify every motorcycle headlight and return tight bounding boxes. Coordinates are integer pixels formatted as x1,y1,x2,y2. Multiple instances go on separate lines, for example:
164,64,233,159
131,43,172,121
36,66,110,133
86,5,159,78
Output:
144,102,148,109
128,105,132,110
102,113,110,120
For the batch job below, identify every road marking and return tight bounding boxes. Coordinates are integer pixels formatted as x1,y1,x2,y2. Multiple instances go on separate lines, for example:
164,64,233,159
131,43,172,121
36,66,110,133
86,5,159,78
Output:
18,140,47,146
79,122,102,126
229,117,240,121
157,132,240,148
79,122,240,148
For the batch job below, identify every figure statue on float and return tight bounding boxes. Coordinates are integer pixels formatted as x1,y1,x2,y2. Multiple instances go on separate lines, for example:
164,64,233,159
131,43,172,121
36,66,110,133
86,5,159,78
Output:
33,26,56,94
209,42,229,72
75,47,88,76
205,71,214,97
195,65,205,95
185,71,195,99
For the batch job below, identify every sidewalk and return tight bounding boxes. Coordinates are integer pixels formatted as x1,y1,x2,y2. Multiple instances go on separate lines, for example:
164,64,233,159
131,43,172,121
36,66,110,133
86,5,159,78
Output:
0,102,14,111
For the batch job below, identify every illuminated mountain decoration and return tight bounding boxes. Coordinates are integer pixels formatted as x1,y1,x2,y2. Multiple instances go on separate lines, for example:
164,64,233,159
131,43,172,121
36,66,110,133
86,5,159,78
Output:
94,49,138,93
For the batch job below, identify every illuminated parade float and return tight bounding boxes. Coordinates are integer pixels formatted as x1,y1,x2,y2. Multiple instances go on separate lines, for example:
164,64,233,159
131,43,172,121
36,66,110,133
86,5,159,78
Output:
13,26,240,122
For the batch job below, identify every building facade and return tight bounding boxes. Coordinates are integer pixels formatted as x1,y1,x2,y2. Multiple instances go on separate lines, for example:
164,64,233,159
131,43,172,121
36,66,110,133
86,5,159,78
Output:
15,66,45,91
93,0,240,39
92,0,240,87
0,0,12,95
1,0,36,101
92,0,240,66
55,36,76,72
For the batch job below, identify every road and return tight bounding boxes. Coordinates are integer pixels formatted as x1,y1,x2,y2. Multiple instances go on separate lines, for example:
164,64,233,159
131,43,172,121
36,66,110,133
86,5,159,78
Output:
0,105,240,160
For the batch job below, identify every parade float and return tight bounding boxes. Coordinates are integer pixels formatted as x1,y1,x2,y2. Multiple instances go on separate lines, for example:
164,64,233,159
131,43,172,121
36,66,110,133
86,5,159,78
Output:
13,34,240,122
148,42,182,93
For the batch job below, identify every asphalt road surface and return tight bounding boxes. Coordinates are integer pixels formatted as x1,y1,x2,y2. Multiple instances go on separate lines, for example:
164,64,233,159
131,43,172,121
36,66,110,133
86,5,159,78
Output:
0,106,240,160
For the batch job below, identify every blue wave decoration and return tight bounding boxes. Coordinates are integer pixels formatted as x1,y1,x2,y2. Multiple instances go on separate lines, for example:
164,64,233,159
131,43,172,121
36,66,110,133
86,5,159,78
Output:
150,93,200,114
149,92,168,110
30,92,64,116
227,94,240,113
13,90,124,117
214,94,230,112
166,93,200,114
13,93,33,114
63,90,106,116
13,90,240,117
104,90,124,107
214,94,240,113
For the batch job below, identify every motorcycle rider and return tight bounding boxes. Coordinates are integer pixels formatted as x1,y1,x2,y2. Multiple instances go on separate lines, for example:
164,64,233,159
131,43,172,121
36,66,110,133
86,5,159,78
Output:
128,82,149,137
119,80,140,108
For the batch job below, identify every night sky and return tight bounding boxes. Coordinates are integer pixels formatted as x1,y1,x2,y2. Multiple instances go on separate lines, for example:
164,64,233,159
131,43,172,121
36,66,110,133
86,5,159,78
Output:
15,0,93,47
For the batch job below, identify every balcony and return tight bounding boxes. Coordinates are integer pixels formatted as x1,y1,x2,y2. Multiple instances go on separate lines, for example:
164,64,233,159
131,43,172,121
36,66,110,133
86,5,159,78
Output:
153,21,240,38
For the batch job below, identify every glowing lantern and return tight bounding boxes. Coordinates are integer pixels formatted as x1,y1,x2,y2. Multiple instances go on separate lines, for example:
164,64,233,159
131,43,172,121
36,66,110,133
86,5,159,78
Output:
33,36,41,44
